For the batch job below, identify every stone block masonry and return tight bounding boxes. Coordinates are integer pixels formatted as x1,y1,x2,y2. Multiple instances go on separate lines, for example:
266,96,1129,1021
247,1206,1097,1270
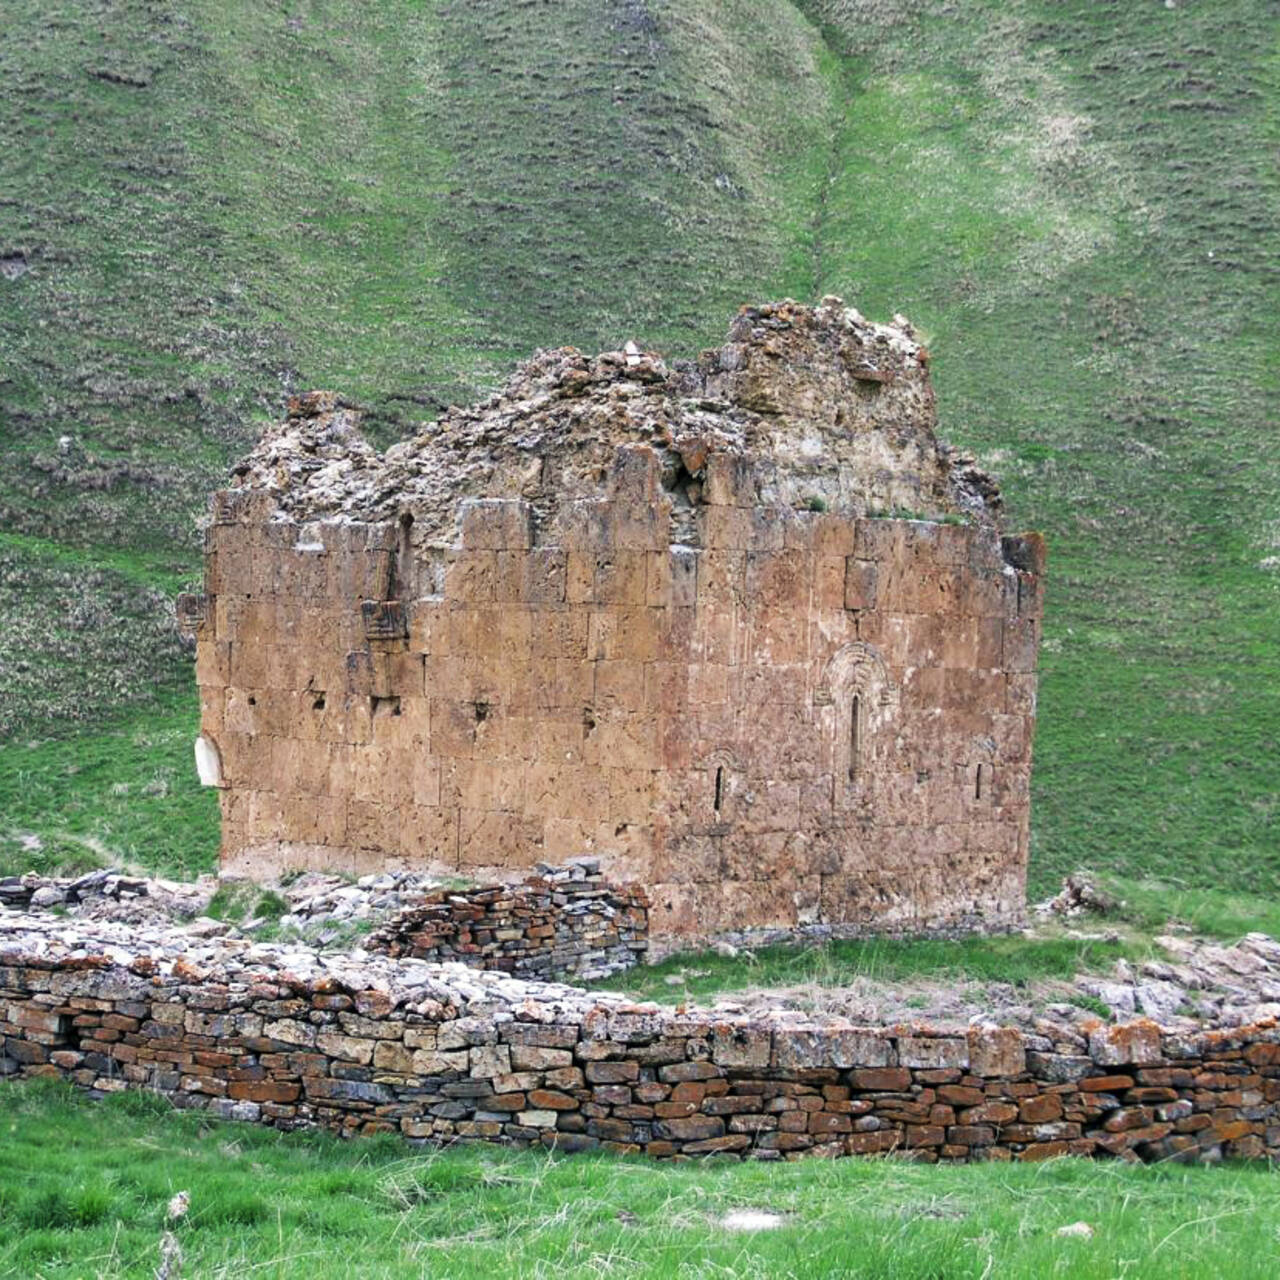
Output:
3,916,1278,1165
367,860,648,982
184,298,1046,940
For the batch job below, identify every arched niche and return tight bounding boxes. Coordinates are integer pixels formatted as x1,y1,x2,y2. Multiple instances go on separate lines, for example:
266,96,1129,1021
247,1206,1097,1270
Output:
813,642,899,809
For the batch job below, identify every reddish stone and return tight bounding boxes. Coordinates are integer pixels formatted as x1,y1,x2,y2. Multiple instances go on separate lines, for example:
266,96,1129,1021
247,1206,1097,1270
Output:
585,1061,639,1084
1211,1120,1256,1142
1243,1043,1280,1067
809,1112,852,1135
655,1115,724,1142
1103,1107,1154,1133
1137,1068,1194,1087
669,1081,710,1104
728,1114,776,1134
1079,1074,1134,1092
487,1092,527,1111
851,1068,912,1091
758,1132,813,1152
959,1101,1017,1125
847,1130,901,1154
703,1096,764,1115
658,1061,723,1084
654,1100,699,1119
587,1118,637,1142
592,1085,631,1106
527,1089,579,1111
906,1125,945,1147
937,1085,985,1107
683,1134,751,1155
1126,1087,1178,1104
1018,1094,1063,1123
227,1080,300,1103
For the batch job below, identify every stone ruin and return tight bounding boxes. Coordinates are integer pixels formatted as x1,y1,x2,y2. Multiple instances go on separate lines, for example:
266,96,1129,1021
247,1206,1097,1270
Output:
178,298,1045,942
5,913,1280,1164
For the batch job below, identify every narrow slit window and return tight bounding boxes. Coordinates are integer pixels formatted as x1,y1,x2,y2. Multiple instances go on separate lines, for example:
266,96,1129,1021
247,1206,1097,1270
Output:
396,512,414,599
713,765,725,814
849,694,861,782
975,763,988,800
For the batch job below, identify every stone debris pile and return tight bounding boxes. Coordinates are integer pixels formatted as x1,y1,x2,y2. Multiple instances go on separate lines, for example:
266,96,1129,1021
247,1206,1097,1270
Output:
717,931,1280,1037
3,912,1279,1164
275,869,446,930
3,863,646,984
0,869,215,924
1079,933,1280,1029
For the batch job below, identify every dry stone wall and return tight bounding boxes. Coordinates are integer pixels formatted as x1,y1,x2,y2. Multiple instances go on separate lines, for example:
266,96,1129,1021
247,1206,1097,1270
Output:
367,860,648,982
3,917,1277,1165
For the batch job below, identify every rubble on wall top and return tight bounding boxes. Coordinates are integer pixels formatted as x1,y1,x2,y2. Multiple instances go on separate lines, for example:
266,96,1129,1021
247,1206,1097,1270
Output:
226,299,1002,538
1,910,623,1020
7,908,1280,1054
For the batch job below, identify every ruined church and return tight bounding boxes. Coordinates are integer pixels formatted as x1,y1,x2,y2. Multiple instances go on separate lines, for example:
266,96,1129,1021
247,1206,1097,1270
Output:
180,299,1044,938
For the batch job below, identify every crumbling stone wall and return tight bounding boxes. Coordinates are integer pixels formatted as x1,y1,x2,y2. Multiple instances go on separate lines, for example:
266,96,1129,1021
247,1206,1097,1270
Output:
183,300,1044,938
2,918,1276,1164
367,860,648,982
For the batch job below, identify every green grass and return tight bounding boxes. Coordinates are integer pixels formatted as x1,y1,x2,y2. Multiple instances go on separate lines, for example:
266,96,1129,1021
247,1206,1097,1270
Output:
597,932,1149,1007
1,2,1278,911
1099,875,1280,944
0,535,196,740
2,1078,1278,1279
0,689,219,882
600,878,1280,1007
206,881,288,925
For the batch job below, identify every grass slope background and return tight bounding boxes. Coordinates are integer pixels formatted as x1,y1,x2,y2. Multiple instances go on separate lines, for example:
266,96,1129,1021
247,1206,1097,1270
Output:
1,0,1278,901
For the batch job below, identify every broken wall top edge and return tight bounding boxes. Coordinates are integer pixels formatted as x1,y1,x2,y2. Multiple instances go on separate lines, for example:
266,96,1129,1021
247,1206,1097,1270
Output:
224,299,1004,541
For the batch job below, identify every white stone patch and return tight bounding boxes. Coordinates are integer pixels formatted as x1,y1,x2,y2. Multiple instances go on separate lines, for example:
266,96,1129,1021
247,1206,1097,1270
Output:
194,735,224,787
1054,1222,1095,1239
719,1209,788,1232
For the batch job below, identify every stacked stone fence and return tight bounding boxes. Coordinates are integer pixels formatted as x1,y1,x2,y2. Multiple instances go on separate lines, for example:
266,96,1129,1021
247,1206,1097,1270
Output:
367,861,648,982
2,916,1278,1164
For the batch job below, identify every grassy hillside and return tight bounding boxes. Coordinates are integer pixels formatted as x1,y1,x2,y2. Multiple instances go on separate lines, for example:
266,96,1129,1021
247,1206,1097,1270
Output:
1,0,1277,902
